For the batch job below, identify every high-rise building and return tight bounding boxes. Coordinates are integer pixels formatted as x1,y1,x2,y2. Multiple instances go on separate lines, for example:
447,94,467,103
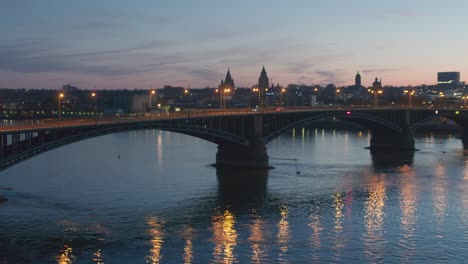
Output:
437,72,460,85
355,71,362,87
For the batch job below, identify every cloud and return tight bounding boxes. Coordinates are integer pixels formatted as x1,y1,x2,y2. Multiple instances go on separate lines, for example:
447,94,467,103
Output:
314,70,347,85
0,40,183,78
361,68,399,75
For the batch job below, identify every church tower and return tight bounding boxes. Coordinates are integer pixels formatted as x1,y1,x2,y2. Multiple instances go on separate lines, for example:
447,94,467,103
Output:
355,71,361,87
223,68,235,91
258,66,269,91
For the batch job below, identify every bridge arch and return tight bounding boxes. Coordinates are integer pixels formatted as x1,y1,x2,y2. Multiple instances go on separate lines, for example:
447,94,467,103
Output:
264,111,402,144
0,120,250,171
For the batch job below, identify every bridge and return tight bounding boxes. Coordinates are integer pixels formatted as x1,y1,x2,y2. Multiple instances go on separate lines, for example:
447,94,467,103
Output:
1,107,468,170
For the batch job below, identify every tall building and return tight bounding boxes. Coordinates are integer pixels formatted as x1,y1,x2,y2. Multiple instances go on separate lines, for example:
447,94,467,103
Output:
258,66,269,90
372,77,382,90
218,69,235,108
223,69,235,90
438,72,460,85
257,66,270,106
355,71,362,87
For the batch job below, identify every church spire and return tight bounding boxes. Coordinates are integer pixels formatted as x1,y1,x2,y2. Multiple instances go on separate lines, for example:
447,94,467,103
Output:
223,68,235,90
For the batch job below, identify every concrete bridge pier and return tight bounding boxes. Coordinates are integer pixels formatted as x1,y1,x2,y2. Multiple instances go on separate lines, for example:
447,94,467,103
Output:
370,111,415,151
215,115,269,169
370,125,415,150
215,142,269,169
460,126,468,149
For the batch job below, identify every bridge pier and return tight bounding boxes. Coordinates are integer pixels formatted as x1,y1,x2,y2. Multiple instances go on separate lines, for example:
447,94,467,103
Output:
216,143,269,169
369,126,415,150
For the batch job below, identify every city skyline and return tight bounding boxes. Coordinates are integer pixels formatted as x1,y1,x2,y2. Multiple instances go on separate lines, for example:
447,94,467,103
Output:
1,0,468,89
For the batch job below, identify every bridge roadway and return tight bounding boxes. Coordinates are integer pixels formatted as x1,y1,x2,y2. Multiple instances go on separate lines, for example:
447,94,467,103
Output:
1,106,468,170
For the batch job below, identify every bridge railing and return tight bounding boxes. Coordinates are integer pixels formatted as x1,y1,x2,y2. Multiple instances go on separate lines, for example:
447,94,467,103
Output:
0,106,464,133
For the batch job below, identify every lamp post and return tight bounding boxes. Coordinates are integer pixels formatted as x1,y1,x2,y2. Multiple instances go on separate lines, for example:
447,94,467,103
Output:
148,90,156,112
377,90,383,107
223,88,230,109
335,88,340,105
58,92,64,119
404,90,415,107
91,92,97,124
252,87,260,108
280,88,286,106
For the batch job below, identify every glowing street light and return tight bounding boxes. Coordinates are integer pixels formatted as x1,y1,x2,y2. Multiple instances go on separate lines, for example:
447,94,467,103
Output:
280,88,286,106
148,90,156,112
404,90,415,107
335,88,340,105
91,92,98,124
58,92,64,119
223,88,231,109
252,87,260,108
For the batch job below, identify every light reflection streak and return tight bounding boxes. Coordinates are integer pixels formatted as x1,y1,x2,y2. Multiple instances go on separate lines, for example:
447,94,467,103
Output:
56,244,75,264
399,166,418,262
92,249,104,264
145,216,165,264
156,131,163,166
183,226,193,264
464,160,468,228
332,192,345,258
308,208,323,249
277,205,291,263
433,162,447,229
212,210,238,264
248,217,265,264
364,175,387,263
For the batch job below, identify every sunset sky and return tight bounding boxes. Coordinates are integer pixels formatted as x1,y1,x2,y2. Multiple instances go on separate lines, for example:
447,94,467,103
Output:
1,0,467,89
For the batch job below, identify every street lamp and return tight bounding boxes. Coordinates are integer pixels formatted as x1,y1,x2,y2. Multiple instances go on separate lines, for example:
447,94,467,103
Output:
252,87,260,108
91,92,97,124
223,88,230,109
377,90,383,107
149,90,156,112
335,88,340,105
58,92,64,119
280,88,286,106
404,90,415,107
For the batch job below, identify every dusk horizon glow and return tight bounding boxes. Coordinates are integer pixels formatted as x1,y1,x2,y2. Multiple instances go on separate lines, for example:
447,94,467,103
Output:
1,0,468,89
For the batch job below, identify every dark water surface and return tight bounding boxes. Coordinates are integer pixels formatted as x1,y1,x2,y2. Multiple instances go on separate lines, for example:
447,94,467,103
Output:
0,129,466,263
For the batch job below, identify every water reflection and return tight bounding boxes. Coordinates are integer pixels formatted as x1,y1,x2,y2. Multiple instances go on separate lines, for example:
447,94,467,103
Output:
370,149,414,170
145,216,165,264
93,249,104,264
248,215,265,264
308,207,323,263
433,162,447,227
56,244,75,264
183,226,193,264
332,192,345,260
277,204,291,263
364,175,387,263
216,167,268,208
399,166,418,263
211,209,238,264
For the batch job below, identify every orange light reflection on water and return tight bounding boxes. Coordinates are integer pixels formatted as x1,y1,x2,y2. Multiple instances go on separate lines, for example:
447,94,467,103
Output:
145,216,165,264
277,205,291,263
212,209,238,264
56,244,75,264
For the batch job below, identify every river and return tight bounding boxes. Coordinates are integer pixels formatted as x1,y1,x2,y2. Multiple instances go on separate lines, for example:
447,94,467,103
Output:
0,128,466,263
